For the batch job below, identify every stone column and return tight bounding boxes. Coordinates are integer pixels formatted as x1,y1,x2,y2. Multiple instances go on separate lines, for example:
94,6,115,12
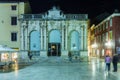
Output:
39,21,41,50
84,26,87,50
24,24,28,50
20,24,24,50
23,24,27,50
80,26,84,50
65,27,68,50
44,25,47,50
62,27,64,50
40,26,43,50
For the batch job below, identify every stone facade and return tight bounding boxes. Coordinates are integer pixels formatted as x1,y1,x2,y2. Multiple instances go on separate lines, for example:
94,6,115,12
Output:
19,7,89,57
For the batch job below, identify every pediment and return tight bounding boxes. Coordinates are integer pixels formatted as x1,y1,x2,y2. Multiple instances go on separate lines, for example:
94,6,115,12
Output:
43,6,65,19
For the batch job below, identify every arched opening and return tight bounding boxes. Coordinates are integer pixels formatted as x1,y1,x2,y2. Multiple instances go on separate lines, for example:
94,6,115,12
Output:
70,31,80,51
30,31,40,52
48,29,61,56
69,31,80,57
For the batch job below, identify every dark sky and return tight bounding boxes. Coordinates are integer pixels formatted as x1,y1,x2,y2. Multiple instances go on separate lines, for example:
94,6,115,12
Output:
3,0,120,19
28,0,120,19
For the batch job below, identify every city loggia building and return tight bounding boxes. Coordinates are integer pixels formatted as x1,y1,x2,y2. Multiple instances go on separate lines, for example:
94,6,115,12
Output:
19,6,89,57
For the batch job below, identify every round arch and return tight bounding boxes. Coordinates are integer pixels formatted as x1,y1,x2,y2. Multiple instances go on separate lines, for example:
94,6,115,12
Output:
48,29,61,56
48,29,61,43
29,30,40,51
69,30,80,51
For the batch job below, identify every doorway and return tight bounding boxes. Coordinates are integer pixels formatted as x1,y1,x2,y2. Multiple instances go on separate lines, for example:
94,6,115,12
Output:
48,43,61,56
48,29,61,56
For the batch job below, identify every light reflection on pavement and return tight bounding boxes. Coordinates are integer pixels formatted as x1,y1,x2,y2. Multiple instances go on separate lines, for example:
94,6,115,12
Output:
0,57,119,80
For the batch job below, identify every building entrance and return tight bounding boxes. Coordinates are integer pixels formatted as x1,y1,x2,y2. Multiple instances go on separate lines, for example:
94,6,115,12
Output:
48,43,61,56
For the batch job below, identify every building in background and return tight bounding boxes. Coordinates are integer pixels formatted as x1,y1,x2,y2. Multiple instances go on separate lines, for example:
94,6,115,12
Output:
0,1,31,50
91,11,120,58
88,24,96,57
19,6,89,57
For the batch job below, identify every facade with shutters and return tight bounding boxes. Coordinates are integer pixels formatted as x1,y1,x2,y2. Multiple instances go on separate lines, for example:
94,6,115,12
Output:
0,1,31,50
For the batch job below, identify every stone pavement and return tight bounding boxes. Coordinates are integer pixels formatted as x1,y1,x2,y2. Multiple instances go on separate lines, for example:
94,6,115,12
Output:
0,57,120,80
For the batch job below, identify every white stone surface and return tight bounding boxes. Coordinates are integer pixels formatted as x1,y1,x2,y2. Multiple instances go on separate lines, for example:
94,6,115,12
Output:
0,58,120,80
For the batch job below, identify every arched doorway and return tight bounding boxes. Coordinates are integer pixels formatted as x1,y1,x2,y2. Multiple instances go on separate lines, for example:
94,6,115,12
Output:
30,31,40,52
70,31,80,57
48,30,61,56
70,31,80,51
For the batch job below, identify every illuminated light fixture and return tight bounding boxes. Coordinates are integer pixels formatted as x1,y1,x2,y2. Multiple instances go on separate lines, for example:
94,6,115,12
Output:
92,43,97,48
105,41,112,47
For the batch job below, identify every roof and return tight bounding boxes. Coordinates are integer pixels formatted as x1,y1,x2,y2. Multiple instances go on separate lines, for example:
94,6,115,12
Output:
90,12,110,26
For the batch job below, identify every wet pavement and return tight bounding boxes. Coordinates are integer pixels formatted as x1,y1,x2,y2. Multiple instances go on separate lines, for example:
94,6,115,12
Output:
0,57,120,80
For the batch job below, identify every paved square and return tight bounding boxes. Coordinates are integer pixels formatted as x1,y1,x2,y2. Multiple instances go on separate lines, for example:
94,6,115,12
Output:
0,57,120,80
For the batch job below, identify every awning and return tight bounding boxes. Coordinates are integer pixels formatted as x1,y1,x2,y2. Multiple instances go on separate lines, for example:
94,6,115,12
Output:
0,45,17,53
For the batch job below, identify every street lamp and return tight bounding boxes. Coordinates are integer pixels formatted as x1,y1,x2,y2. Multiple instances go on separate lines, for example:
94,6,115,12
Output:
92,43,97,48
105,41,112,48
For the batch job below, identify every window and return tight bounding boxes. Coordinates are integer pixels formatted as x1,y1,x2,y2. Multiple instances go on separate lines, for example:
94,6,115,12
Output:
110,18,112,27
11,32,17,41
99,35,101,42
11,5,17,10
106,32,108,41
106,21,108,29
102,34,105,42
109,31,112,40
11,17,17,25
103,23,105,30
101,25,103,31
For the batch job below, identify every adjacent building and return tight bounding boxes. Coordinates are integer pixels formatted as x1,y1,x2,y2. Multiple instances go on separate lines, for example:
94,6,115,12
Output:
88,24,95,57
0,1,31,50
19,7,89,57
90,12,120,58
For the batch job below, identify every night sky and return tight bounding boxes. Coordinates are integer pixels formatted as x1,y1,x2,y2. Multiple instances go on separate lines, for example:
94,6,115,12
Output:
3,0,120,19
28,0,120,19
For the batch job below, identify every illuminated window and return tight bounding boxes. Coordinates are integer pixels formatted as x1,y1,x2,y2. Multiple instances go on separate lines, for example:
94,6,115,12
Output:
109,31,112,40
110,18,112,27
106,21,108,29
106,32,108,41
